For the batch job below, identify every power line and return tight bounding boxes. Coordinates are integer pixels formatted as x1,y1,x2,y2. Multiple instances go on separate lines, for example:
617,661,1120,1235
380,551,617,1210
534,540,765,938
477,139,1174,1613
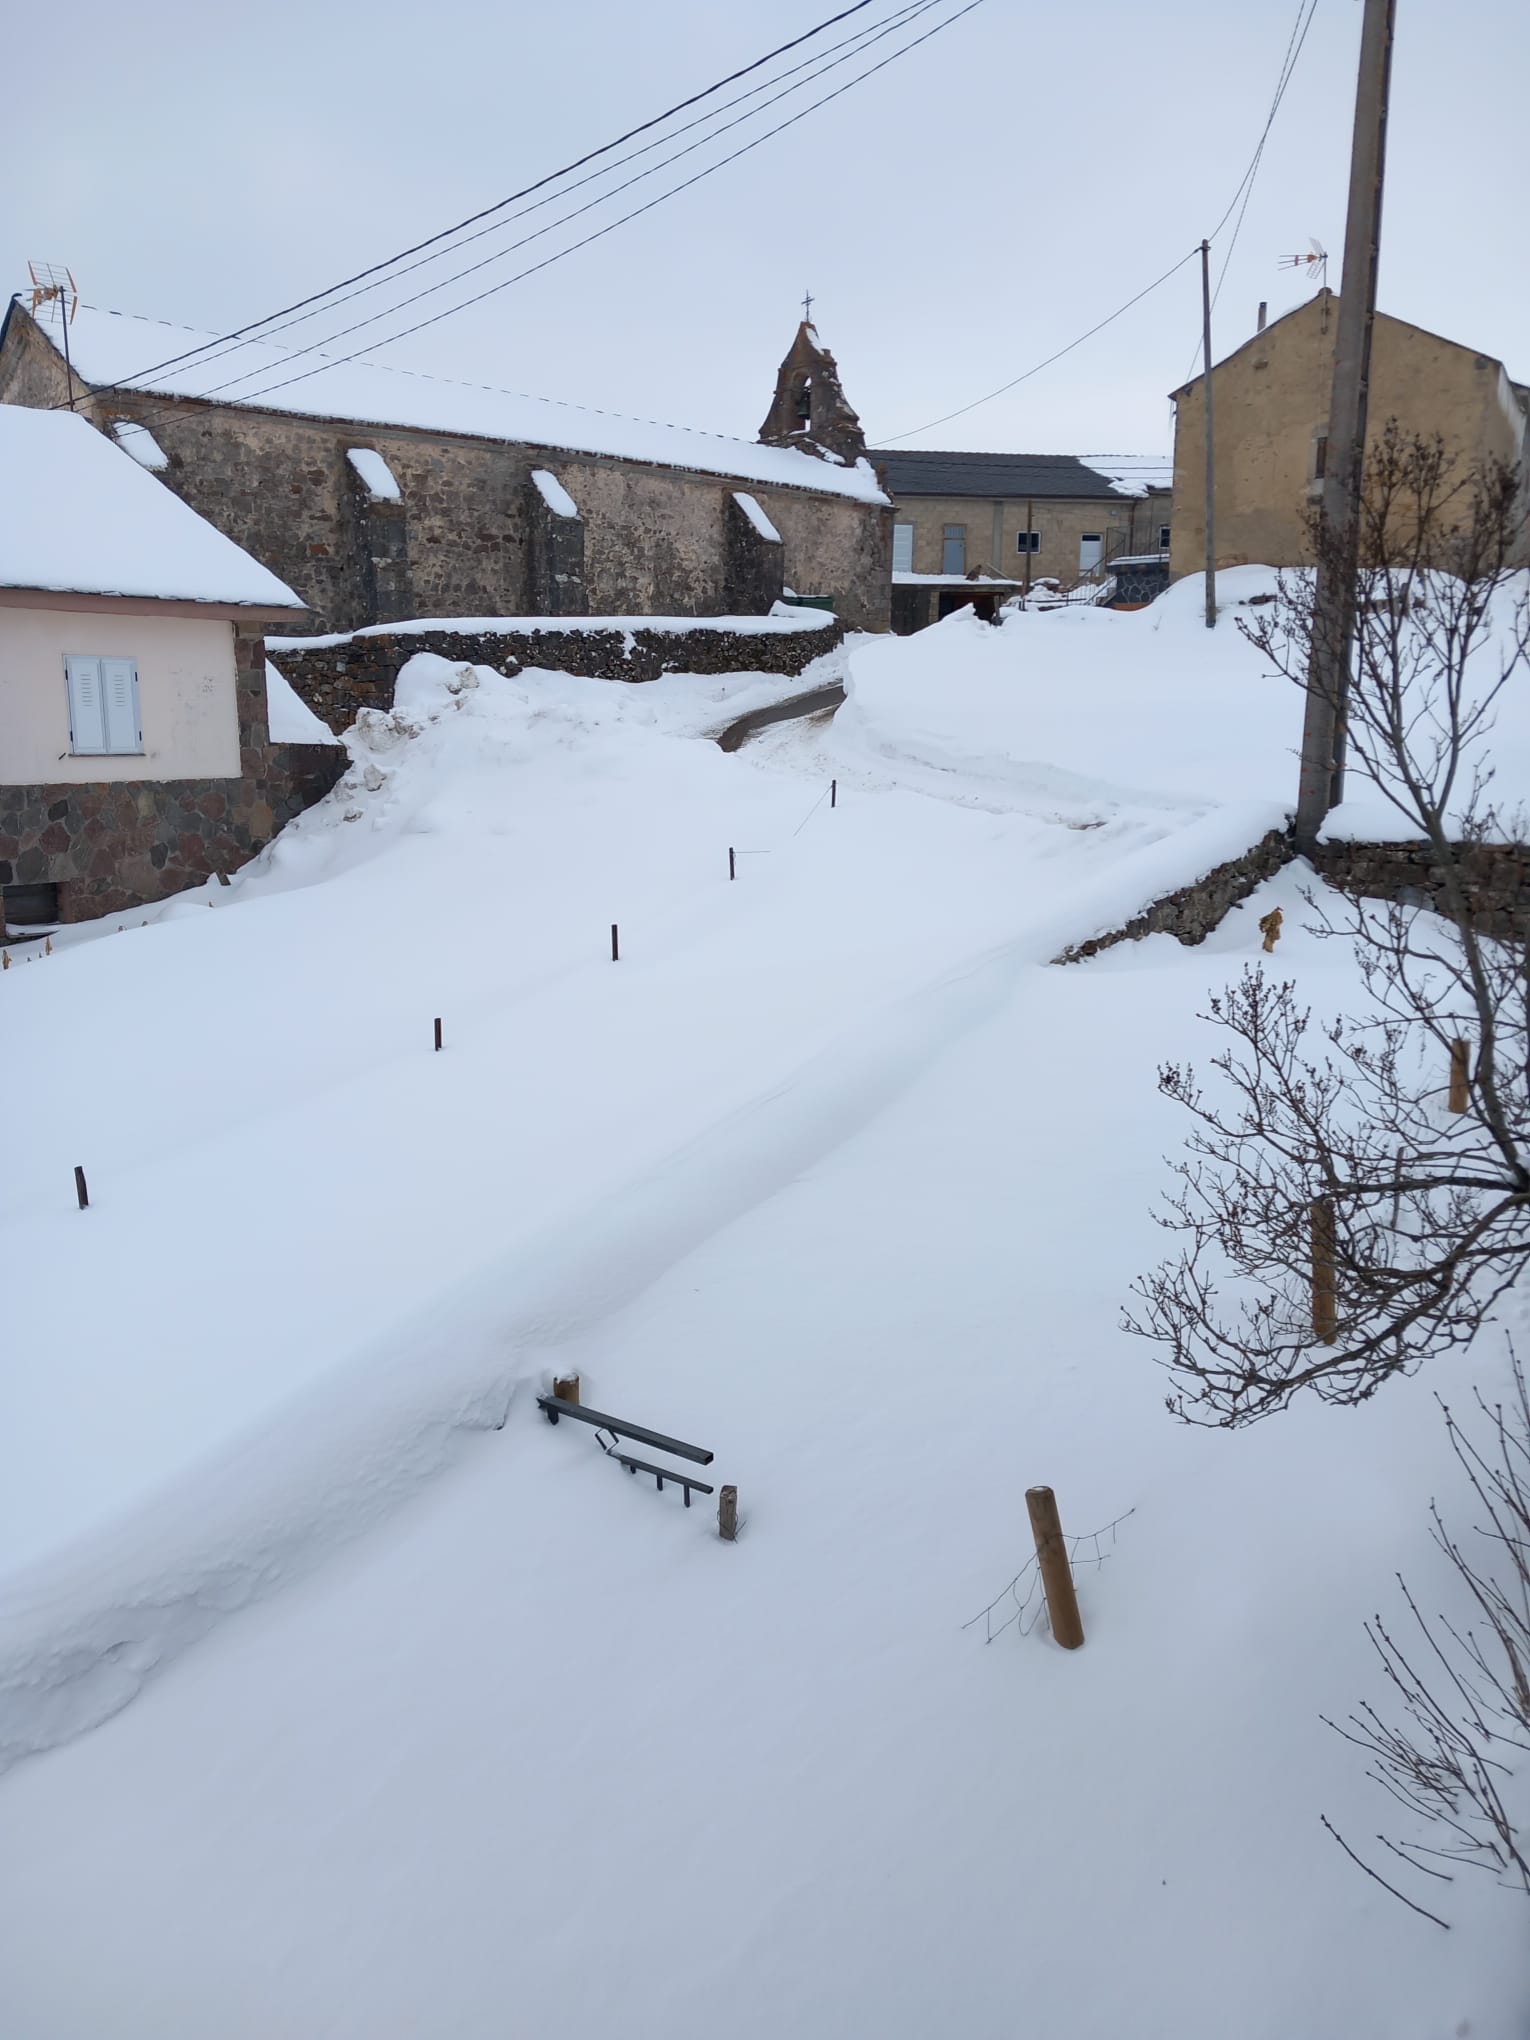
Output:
108,0,989,427
138,0,957,412
879,0,1322,446
876,247,1200,445
114,0,939,395
77,0,894,399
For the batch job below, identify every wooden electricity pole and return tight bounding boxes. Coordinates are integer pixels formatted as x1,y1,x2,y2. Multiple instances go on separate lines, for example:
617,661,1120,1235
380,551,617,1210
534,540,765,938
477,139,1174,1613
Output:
1293,0,1398,850
1200,239,1216,630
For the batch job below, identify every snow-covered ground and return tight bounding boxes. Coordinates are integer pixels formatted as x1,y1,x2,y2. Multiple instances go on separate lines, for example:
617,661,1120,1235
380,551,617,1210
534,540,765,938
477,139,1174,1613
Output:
2,588,1524,2036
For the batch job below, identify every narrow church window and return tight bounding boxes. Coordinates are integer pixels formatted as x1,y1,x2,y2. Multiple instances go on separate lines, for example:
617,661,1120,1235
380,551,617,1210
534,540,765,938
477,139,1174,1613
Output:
942,525,966,575
1314,433,1328,480
892,523,914,573
796,378,812,425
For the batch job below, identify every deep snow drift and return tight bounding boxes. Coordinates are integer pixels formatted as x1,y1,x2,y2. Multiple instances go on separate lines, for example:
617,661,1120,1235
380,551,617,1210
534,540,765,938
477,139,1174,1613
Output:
1,600,1524,2038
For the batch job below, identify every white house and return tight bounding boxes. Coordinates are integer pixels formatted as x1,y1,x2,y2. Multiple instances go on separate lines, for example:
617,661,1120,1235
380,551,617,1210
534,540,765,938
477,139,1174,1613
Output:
0,406,330,927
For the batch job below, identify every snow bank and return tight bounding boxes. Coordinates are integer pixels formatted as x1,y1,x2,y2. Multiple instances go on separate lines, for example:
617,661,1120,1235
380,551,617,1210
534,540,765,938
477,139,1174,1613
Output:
270,608,841,651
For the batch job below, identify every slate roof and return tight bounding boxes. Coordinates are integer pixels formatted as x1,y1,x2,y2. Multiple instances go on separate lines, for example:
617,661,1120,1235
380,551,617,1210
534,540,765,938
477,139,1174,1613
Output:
870,449,1139,501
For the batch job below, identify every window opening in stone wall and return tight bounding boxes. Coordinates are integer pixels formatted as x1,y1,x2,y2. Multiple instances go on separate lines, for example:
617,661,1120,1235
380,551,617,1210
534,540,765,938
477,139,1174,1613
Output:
1158,524,1171,549
942,524,966,575
3,881,60,929
65,655,141,755
892,523,914,573
795,378,812,426
1016,530,1040,554
1314,432,1328,480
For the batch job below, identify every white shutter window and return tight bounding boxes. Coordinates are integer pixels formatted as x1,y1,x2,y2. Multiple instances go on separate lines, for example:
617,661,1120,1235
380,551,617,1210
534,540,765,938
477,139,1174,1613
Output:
102,658,142,754
65,655,108,754
891,522,914,573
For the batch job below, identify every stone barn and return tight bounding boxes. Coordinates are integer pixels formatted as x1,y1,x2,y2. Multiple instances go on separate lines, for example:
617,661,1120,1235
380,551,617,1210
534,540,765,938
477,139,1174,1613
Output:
0,301,892,636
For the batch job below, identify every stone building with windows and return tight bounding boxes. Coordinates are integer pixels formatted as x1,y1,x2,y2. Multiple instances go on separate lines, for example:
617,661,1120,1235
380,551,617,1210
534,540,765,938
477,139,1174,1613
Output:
0,301,892,635
1168,294,1530,577
0,405,342,926
869,448,1172,631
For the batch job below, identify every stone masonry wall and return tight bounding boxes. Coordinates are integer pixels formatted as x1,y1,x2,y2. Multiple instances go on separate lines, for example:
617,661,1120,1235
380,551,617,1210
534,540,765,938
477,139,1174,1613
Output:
1054,830,1296,962
267,618,845,736
0,626,346,923
0,310,890,637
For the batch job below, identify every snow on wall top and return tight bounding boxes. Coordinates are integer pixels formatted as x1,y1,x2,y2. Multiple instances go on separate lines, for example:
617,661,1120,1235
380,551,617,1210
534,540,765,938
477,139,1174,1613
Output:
32,304,890,506
265,659,342,744
346,447,401,501
732,492,782,544
0,407,305,609
269,610,840,652
530,469,579,519
110,418,169,471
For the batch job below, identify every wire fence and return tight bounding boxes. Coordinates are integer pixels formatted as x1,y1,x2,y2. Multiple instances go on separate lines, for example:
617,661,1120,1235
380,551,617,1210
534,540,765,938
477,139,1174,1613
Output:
963,1508,1135,1644
734,778,837,862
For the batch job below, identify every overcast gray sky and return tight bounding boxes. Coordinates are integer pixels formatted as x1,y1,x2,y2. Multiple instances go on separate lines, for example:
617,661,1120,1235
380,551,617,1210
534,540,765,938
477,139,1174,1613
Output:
4,0,1525,460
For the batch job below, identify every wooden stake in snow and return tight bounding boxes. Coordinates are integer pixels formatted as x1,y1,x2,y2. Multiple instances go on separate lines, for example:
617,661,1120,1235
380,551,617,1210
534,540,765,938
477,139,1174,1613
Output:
552,1373,581,1407
830,778,837,810
44,935,52,956
1,950,8,970
74,1166,89,1211
1258,906,1284,953
1311,1195,1337,1344
718,1485,738,1541
1025,1487,1083,1648
729,847,736,882
611,923,620,963
434,1017,443,1053
1448,1038,1470,1113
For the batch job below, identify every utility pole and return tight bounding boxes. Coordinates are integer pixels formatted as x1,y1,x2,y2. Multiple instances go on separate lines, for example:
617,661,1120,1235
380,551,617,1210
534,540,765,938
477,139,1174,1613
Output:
1293,0,1397,851
1200,239,1216,629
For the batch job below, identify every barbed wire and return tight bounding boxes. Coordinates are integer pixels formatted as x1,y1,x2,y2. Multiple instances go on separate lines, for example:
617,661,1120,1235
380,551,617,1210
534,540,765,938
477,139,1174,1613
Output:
963,1508,1136,1644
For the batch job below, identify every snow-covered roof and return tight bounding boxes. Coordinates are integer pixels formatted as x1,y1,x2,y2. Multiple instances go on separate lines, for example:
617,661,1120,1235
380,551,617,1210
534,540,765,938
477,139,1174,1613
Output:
0,406,306,610
873,448,1147,502
21,302,889,506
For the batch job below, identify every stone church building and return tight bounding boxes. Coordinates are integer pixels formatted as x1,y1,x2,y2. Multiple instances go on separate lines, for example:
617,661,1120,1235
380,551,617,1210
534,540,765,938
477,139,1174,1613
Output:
0,303,891,634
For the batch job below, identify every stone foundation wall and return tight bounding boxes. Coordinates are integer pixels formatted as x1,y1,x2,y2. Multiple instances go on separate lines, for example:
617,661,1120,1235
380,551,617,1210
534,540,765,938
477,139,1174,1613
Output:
268,617,844,736
1054,830,1295,962
1310,838,1530,939
0,627,346,924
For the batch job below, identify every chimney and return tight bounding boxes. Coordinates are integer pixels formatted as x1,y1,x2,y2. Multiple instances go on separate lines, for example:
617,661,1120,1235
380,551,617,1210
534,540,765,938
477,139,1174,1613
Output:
1256,301,1268,334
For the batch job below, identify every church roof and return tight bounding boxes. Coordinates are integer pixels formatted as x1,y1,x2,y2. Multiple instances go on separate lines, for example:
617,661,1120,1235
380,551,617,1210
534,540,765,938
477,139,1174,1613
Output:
13,302,889,506
871,448,1142,500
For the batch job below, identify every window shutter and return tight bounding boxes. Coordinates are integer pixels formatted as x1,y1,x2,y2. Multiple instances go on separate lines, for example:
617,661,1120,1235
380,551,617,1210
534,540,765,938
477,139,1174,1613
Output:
102,658,141,754
891,523,914,574
65,656,107,753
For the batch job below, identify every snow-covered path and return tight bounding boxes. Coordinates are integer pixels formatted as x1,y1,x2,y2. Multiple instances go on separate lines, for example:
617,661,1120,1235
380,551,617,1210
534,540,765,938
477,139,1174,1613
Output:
2,594,1524,2035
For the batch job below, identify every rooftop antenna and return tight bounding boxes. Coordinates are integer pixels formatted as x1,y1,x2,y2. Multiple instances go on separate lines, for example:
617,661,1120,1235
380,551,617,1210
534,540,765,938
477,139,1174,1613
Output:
1278,237,1329,288
26,262,79,409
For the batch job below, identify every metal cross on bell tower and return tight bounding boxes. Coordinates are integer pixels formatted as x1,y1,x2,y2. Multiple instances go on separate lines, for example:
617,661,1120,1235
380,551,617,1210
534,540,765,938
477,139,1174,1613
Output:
801,290,814,323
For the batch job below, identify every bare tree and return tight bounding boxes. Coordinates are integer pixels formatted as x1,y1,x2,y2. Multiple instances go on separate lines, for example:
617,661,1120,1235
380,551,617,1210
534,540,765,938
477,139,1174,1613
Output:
1322,1349,1530,1927
1125,430,1530,1425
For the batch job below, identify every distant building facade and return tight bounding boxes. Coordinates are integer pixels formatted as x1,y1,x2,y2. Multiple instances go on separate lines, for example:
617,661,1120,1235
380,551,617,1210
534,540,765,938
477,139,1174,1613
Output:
1168,294,1530,576
869,448,1172,631
0,303,892,635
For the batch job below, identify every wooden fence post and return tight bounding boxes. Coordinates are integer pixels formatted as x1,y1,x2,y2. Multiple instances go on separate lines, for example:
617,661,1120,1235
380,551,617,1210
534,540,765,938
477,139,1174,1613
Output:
1448,1038,1469,1113
74,1165,89,1211
434,1017,443,1053
830,778,837,809
1311,1195,1337,1344
1024,1485,1084,1649
552,1373,580,1406
718,1485,738,1541
610,923,619,963
729,847,736,882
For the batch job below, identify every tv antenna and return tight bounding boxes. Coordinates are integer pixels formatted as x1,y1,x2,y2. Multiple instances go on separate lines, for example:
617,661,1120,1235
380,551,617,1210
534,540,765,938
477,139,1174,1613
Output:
1278,238,1328,288
26,261,79,409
